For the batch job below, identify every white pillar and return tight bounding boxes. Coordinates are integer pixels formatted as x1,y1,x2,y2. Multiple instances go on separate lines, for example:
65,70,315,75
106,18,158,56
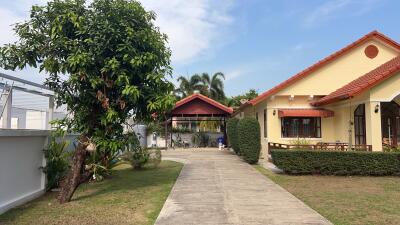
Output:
365,101,382,151
47,96,54,130
1,87,12,129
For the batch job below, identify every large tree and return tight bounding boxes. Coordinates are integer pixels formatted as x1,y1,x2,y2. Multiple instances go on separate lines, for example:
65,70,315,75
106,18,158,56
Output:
200,72,226,101
174,74,204,99
0,0,175,203
227,89,258,107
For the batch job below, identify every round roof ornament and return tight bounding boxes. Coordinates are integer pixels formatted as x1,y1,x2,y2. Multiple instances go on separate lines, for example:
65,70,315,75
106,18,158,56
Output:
365,45,379,59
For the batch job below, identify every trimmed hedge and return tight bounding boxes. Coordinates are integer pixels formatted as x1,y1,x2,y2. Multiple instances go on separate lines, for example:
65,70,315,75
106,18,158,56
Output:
237,117,261,164
271,149,400,176
226,118,240,154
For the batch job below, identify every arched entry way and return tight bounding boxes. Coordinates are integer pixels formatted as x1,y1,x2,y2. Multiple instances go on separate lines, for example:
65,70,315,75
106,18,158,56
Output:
381,101,400,147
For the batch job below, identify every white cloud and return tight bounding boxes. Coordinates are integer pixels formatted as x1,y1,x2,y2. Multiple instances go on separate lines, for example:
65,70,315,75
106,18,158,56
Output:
304,0,378,27
225,69,248,81
0,8,23,46
0,0,235,77
140,0,234,64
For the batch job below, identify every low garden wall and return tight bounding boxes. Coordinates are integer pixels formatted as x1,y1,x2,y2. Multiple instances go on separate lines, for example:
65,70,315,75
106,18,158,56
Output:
0,130,78,214
0,129,49,214
271,149,400,176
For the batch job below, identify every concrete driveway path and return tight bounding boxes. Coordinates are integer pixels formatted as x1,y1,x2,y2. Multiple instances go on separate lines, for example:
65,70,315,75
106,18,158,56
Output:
156,149,332,225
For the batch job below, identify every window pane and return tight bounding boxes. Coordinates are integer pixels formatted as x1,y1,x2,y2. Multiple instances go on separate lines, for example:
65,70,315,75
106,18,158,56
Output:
281,117,321,138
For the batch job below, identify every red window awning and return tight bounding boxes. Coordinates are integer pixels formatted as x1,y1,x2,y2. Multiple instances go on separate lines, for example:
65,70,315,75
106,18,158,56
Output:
278,109,334,118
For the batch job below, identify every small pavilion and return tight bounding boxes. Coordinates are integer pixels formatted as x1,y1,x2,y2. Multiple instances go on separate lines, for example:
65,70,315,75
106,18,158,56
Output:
164,93,233,148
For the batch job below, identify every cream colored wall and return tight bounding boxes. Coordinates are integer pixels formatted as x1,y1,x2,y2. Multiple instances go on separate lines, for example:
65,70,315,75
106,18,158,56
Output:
264,96,336,145
370,71,400,101
277,40,399,96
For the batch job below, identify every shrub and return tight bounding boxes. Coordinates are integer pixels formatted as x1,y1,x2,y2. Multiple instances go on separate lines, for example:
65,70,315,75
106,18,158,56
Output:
147,149,162,168
288,138,311,146
42,135,71,190
237,117,261,164
121,132,149,169
191,132,210,147
86,148,120,182
271,149,400,176
227,118,240,154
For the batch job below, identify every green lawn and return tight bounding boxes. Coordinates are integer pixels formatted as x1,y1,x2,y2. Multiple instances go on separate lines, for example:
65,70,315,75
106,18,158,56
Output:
0,161,183,225
255,165,400,225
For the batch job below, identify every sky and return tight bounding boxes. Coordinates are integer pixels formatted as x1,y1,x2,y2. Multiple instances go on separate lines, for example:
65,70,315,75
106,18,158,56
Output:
0,0,400,97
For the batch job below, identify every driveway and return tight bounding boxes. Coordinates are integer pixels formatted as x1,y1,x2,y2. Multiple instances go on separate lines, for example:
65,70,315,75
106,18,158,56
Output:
156,149,332,225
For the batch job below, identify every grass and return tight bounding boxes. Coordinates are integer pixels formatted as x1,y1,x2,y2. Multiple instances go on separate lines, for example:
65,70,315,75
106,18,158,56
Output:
0,161,183,225
254,165,400,225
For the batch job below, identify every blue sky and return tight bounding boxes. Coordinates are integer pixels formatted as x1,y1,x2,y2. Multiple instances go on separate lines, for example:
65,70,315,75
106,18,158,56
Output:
1,0,400,97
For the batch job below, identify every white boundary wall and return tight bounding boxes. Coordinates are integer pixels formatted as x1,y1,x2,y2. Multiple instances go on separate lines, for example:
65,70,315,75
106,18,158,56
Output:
0,129,49,214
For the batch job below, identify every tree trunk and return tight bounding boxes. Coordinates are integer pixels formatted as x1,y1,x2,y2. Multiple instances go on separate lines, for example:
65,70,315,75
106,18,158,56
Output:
57,134,89,203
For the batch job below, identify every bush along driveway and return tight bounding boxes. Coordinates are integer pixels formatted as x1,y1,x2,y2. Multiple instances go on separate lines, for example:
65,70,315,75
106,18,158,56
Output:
156,149,332,225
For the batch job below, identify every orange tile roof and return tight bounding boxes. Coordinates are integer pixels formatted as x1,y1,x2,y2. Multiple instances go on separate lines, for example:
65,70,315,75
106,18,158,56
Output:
278,109,334,118
174,93,233,114
246,31,400,107
312,56,400,106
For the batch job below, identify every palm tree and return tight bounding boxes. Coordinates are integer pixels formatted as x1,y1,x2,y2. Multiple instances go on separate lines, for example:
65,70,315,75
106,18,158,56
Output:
175,74,204,99
200,72,226,101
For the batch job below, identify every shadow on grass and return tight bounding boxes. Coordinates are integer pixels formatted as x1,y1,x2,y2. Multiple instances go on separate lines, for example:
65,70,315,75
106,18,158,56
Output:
73,161,181,201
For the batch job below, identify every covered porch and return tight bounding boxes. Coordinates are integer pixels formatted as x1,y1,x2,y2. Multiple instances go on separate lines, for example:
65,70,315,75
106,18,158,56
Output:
311,57,400,151
164,93,233,148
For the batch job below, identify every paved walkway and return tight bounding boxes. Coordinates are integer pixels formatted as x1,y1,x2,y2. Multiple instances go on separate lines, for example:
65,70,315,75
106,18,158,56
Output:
156,149,332,225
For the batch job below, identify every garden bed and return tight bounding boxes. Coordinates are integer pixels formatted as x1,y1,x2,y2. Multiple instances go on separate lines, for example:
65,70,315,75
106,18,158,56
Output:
0,161,183,225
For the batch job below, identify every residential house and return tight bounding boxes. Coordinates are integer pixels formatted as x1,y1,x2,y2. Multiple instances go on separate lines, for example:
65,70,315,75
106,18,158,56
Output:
234,31,400,155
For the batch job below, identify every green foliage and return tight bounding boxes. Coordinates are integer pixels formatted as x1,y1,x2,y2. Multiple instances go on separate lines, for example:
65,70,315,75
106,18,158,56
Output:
85,148,120,182
174,74,204,99
383,145,400,152
237,117,261,164
288,138,312,146
199,120,219,132
172,127,192,133
121,132,149,169
0,0,175,170
147,149,162,168
146,122,164,137
271,149,400,176
191,132,210,147
42,135,71,190
227,89,258,107
174,72,226,102
226,118,240,154
200,72,226,101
